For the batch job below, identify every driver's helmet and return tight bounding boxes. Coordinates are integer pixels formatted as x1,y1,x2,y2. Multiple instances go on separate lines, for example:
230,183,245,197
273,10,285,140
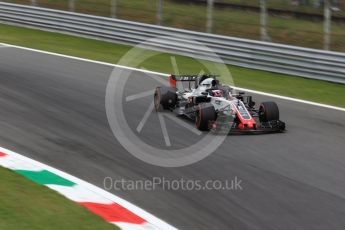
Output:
200,78,216,90
212,90,223,97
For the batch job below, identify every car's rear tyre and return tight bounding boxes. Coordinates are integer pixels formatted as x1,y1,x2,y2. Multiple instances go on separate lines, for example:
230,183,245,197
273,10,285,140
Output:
195,103,216,131
259,101,279,122
154,86,177,111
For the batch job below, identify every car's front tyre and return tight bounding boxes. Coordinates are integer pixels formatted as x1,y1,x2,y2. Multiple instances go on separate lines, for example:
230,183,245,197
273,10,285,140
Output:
259,101,280,122
195,103,216,131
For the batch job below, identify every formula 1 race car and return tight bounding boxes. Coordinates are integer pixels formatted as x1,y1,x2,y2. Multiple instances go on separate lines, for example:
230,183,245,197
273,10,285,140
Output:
154,75,285,134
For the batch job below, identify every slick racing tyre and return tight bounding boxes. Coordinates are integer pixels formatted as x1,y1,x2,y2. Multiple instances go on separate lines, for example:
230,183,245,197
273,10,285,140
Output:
154,86,177,111
259,101,280,122
196,103,216,131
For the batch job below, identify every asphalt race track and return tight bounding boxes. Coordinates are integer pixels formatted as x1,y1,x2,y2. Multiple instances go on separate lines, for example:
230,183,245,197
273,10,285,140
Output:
1,46,345,230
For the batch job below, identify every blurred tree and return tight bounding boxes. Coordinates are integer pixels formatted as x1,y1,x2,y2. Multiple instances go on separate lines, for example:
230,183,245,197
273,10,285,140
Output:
206,0,214,33
111,0,116,18
314,0,339,8
157,0,163,25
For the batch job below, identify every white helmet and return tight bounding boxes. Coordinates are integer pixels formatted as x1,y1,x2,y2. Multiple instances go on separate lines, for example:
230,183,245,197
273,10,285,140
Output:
200,78,215,90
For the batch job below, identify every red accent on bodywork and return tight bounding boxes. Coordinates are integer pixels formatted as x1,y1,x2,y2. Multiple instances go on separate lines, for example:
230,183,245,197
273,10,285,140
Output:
80,202,147,224
233,106,257,130
0,152,6,157
169,75,176,88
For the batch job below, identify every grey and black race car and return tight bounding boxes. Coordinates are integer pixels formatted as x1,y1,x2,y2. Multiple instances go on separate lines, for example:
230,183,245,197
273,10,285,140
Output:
154,74,285,134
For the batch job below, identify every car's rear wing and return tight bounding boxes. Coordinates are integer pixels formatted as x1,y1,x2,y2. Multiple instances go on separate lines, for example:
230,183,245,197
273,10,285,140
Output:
169,74,218,89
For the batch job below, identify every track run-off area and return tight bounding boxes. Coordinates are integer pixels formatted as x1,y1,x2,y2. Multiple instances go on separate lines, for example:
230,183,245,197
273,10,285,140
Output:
0,43,345,230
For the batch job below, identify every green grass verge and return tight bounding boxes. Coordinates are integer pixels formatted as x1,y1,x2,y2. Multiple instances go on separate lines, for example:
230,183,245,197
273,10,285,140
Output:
0,166,118,230
0,23,344,108
3,0,345,51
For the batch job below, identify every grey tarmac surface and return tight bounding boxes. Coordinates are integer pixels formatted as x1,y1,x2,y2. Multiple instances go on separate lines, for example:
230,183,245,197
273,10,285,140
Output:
0,46,345,230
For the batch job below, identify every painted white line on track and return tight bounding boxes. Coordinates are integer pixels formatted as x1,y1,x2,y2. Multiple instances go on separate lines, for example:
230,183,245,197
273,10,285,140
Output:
232,87,345,112
1,43,167,77
1,42,344,113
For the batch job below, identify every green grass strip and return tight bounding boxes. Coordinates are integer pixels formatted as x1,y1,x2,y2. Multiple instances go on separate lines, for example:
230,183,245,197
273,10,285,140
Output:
0,23,344,108
0,167,118,230
15,170,75,186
